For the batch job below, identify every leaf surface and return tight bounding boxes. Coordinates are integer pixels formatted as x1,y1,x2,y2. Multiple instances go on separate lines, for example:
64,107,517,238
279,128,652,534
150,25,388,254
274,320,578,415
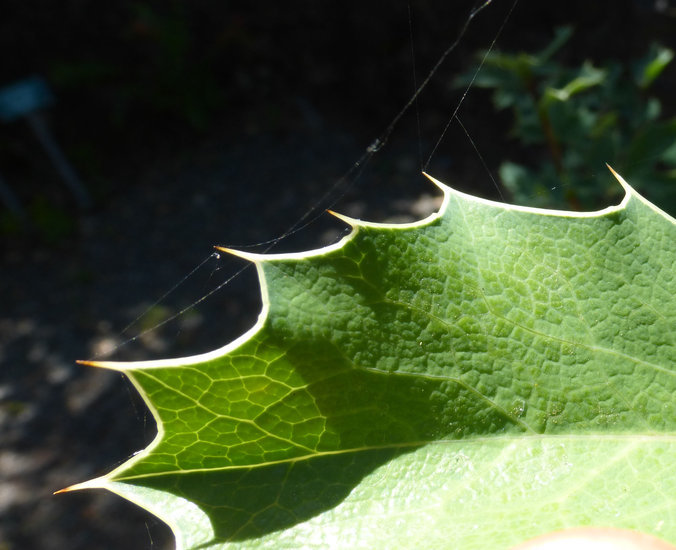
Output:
71,170,676,549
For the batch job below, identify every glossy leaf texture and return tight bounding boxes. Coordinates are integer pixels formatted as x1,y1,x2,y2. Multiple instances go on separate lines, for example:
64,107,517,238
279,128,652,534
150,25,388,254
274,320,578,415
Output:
68,169,676,549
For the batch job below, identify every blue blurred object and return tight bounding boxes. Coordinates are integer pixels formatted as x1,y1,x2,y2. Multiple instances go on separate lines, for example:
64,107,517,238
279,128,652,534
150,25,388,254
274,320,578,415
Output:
0,75,91,211
0,75,54,123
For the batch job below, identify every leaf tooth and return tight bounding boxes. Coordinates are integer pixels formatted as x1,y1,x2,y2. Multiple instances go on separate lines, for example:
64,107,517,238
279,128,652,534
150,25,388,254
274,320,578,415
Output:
213,246,263,262
326,209,360,227
76,359,127,371
606,163,632,195
422,171,452,193
53,484,80,494
52,476,107,495
54,476,106,495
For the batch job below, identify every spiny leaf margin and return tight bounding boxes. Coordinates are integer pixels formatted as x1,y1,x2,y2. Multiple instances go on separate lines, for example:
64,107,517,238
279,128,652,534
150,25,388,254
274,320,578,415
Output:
60,168,676,549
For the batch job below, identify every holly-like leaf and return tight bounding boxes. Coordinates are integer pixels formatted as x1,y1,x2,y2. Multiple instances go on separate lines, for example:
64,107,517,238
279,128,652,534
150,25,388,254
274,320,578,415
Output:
63,168,676,549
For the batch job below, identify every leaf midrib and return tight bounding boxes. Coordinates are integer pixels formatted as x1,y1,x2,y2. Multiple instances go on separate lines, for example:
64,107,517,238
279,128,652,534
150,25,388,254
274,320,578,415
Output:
114,432,676,482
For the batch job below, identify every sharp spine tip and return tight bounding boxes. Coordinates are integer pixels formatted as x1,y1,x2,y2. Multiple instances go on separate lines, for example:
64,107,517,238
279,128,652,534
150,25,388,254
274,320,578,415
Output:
76,359,126,371
421,172,448,192
605,164,631,192
76,359,103,367
214,246,256,261
54,482,82,494
327,209,358,226
54,478,103,494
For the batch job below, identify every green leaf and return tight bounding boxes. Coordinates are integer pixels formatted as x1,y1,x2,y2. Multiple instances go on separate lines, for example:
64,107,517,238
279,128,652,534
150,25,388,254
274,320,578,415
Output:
535,26,574,63
636,44,675,90
66,169,676,549
541,62,605,104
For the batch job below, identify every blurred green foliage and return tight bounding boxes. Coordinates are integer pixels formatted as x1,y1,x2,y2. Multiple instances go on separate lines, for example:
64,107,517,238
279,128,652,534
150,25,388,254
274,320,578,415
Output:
457,27,676,211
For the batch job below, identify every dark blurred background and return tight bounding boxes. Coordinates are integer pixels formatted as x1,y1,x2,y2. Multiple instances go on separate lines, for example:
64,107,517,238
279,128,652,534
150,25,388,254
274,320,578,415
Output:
1,1,675,549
